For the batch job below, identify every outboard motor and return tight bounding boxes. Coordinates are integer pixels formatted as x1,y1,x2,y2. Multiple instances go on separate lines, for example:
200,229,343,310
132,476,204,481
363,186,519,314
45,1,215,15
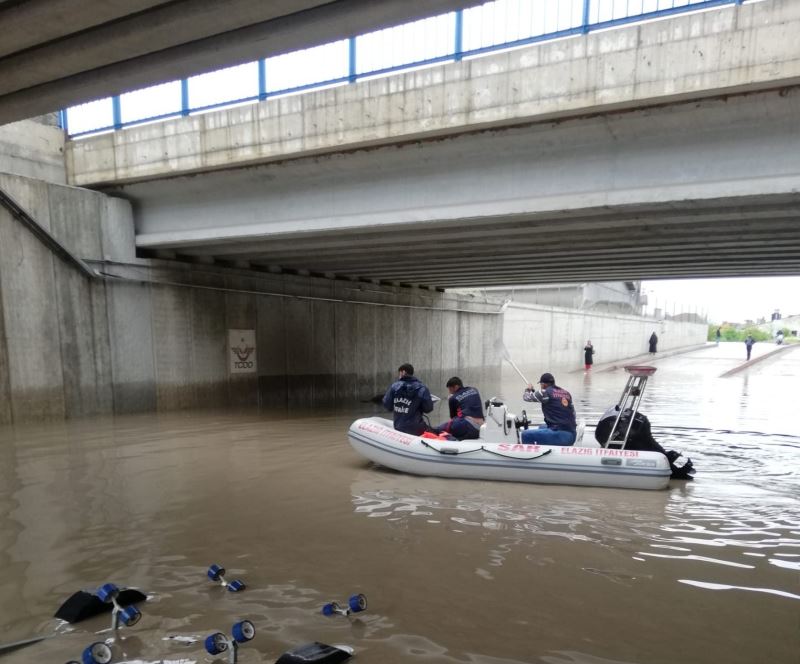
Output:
595,365,694,479
595,406,694,480
479,398,519,444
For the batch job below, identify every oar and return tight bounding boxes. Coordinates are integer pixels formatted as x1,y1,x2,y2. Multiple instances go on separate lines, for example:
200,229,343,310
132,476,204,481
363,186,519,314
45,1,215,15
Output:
495,340,531,386
0,635,53,655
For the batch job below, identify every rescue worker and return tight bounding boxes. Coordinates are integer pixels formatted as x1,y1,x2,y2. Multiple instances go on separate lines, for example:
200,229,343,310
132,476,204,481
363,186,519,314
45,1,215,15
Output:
521,373,577,445
382,363,434,436
433,377,485,440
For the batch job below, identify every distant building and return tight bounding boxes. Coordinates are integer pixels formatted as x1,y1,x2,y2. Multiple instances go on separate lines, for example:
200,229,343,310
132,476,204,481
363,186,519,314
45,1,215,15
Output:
759,313,800,338
459,282,644,314
671,312,706,324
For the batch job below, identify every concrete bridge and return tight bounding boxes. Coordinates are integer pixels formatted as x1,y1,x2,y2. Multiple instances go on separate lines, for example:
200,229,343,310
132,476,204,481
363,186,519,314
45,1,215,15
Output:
63,0,800,289
0,0,481,126
7,1,784,423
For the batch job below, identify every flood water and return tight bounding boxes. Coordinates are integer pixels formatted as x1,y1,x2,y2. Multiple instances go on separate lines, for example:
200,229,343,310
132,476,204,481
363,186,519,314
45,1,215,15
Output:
0,343,798,664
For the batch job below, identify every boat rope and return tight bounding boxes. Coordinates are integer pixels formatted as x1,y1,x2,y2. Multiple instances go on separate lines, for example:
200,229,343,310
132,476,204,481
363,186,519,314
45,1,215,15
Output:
479,447,553,461
420,439,553,461
419,440,483,455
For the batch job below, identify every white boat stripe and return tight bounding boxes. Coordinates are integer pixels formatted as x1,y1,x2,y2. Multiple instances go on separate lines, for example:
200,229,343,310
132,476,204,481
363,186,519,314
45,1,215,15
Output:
348,431,670,478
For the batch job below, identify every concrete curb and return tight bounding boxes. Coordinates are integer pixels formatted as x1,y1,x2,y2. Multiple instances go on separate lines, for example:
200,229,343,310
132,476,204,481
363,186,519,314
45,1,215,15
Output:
570,343,709,374
719,343,798,378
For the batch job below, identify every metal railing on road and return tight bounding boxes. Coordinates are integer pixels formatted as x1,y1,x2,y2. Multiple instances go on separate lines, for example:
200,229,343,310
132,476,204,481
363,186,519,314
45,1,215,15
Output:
62,0,750,137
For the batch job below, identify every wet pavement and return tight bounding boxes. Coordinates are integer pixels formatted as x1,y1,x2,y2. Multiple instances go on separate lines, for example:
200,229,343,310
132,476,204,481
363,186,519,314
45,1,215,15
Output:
0,344,797,664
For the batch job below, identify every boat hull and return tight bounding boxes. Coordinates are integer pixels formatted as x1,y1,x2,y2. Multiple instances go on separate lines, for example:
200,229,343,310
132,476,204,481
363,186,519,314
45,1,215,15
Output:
348,417,671,490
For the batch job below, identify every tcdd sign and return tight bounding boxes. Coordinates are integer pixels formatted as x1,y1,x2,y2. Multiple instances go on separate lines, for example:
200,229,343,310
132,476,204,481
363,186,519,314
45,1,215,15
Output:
229,329,257,374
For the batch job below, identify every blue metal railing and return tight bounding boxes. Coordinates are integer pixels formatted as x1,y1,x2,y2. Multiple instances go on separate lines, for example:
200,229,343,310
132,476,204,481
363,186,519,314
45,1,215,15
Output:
62,0,750,138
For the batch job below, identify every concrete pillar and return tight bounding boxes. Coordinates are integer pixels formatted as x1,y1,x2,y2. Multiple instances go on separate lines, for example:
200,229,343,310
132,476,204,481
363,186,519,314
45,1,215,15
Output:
107,282,157,413
0,174,66,421
257,294,287,410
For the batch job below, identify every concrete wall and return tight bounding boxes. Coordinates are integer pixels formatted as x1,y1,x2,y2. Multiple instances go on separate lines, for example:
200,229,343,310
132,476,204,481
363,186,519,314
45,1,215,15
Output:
0,173,705,425
0,172,502,424
503,302,706,379
0,172,132,422
96,261,503,418
0,119,65,184
66,0,800,186
471,282,642,313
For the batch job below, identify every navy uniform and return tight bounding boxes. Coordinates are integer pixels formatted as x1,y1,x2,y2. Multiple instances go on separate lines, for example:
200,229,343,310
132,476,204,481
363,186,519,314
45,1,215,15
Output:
521,372,576,445
382,373,434,436
435,385,484,440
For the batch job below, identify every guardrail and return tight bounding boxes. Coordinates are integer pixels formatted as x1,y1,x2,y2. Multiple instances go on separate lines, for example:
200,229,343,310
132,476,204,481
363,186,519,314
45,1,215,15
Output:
62,0,749,138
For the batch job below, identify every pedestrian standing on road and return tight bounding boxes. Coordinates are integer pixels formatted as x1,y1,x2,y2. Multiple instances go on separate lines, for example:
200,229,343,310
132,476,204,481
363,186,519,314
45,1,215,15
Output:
715,327,721,346
583,340,595,371
648,331,658,355
744,335,755,361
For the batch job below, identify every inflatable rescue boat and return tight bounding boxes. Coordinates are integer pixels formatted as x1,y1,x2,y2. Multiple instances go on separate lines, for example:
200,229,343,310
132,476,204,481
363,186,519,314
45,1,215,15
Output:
348,367,673,491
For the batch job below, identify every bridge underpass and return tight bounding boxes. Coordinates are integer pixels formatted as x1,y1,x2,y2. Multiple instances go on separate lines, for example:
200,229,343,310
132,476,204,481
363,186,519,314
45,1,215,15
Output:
105,87,800,289
6,1,790,425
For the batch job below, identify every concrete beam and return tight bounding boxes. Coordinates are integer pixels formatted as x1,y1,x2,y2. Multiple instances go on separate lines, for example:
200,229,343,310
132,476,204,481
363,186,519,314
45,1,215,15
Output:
0,0,484,125
0,1,322,96
67,0,800,186
0,1,171,59
101,88,800,287
184,210,798,261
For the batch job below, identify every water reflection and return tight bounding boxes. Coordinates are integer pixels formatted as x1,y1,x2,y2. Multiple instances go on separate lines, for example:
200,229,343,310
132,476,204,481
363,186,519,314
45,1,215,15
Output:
0,348,799,664
351,474,663,546
677,579,800,601
350,450,800,605
540,654,642,664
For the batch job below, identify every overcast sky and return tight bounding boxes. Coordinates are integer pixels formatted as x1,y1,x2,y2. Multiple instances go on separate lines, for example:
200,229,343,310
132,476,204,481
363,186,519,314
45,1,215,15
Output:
641,276,800,324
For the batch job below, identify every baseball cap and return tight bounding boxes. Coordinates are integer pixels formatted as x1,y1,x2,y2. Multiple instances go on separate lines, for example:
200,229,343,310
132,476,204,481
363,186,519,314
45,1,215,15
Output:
539,373,555,384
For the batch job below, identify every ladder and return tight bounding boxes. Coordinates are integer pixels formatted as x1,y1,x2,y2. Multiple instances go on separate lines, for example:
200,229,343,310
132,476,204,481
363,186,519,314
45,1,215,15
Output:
604,365,657,449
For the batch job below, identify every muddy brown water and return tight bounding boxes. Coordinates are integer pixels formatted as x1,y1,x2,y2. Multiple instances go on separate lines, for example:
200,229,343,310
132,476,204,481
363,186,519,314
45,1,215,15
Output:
0,344,798,663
